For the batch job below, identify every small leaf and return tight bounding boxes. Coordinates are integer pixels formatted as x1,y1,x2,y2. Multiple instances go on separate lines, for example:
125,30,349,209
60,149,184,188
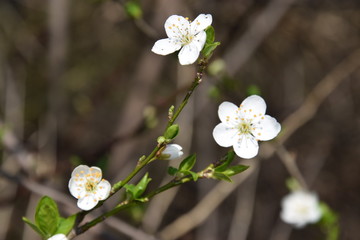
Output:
168,166,178,176
205,26,215,44
35,196,60,237
164,124,179,140
56,215,76,235
135,173,151,198
215,151,235,172
124,184,137,200
221,165,249,177
124,1,142,19
202,42,220,58
22,217,45,238
319,202,339,240
179,154,196,172
212,172,232,182
188,171,199,182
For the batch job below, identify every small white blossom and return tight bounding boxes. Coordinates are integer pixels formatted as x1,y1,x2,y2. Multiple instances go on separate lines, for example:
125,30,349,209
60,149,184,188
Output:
212,95,281,159
68,165,111,211
152,14,212,65
48,234,68,240
281,191,322,228
160,144,184,160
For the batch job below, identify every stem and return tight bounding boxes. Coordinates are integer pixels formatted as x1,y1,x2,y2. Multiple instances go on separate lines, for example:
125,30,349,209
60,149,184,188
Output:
75,57,210,236
78,174,197,234
167,58,208,127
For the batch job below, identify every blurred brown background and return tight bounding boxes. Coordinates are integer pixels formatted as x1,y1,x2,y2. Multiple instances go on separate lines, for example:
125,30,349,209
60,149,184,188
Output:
0,0,359,239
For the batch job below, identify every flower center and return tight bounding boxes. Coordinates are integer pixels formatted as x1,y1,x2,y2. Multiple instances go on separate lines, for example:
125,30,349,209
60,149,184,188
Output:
238,121,252,135
85,181,97,192
295,205,310,216
181,34,194,45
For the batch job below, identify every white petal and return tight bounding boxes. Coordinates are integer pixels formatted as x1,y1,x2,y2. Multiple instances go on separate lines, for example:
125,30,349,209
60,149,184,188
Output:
152,38,181,55
87,166,103,183
239,95,267,119
71,165,90,178
165,15,190,39
280,191,322,228
192,31,207,52
95,179,111,200
191,14,212,34
68,178,87,199
218,101,239,124
213,123,238,147
161,144,183,160
178,43,200,65
47,234,68,240
77,194,98,211
253,115,281,141
233,134,259,159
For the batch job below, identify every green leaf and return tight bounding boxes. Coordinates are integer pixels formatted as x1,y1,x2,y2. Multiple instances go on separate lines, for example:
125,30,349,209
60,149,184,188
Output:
56,215,76,235
164,124,179,140
22,217,45,238
319,202,339,240
212,172,232,182
179,154,196,172
221,165,249,177
202,42,220,58
246,84,261,96
205,26,215,44
124,1,142,19
188,171,199,181
215,151,235,172
135,173,151,198
35,196,60,237
125,173,152,200
168,166,178,176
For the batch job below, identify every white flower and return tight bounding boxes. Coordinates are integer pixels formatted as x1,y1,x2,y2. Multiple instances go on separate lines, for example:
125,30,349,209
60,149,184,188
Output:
212,95,281,159
160,144,184,160
48,234,68,240
68,165,111,211
280,191,322,228
151,14,212,65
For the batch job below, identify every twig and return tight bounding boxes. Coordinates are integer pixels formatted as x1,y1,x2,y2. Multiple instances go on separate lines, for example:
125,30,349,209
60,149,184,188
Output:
275,144,308,190
159,161,257,240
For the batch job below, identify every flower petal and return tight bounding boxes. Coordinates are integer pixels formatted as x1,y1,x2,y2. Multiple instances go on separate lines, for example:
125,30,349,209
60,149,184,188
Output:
239,95,267,119
178,43,200,65
161,144,183,160
233,134,259,159
95,179,111,200
48,234,68,240
213,123,238,147
218,101,239,124
152,38,181,55
253,115,281,141
71,165,90,178
165,15,190,39
192,30,207,53
191,14,212,34
77,194,98,211
68,178,87,199
86,166,102,183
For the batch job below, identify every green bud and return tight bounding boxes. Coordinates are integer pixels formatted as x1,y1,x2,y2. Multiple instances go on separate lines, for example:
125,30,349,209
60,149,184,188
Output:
168,105,175,120
157,136,166,144
164,124,179,140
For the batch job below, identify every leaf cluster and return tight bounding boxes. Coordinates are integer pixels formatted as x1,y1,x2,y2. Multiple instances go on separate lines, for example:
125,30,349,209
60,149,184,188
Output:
124,173,152,202
23,196,75,239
